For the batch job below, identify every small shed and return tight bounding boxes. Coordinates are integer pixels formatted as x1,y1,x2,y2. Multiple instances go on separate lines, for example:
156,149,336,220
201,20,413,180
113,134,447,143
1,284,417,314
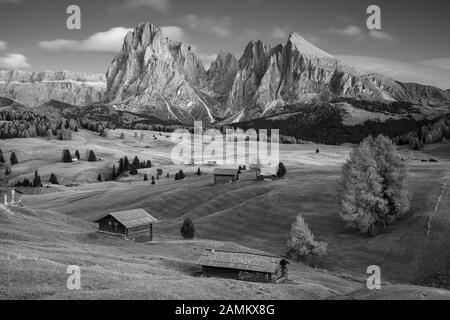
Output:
197,249,289,283
214,168,239,185
95,209,158,241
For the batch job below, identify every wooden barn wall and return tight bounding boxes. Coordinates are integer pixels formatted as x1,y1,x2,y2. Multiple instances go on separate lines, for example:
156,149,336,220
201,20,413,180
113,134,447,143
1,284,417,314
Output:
127,224,151,240
202,266,240,280
98,217,126,235
214,175,236,184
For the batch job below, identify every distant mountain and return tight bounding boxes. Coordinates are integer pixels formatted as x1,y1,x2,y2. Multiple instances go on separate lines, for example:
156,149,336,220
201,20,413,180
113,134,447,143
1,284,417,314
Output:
0,70,106,107
94,23,449,124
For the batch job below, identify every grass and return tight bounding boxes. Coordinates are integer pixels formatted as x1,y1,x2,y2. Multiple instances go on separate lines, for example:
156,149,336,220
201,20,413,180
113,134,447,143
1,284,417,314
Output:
2,130,450,299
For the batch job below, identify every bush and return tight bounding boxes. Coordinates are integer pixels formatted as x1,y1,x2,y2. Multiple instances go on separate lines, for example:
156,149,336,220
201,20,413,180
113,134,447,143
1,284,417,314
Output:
285,214,327,263
62,149,72,163
180,217,195,239
129,165,138,175
277,162,286,178
175,170,185,181
49,173,59,185
10,152,18,165
120,132,125,139
88,150,97,162
339,135,410,236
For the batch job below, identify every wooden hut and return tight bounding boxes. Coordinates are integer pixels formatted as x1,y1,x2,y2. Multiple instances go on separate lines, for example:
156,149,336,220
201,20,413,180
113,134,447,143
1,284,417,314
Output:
213,168,239,184
197,249,289,283
95,209,158,241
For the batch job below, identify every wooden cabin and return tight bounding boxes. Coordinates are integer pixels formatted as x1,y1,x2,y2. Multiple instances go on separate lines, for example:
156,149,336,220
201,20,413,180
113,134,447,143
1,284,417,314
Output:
213,168,239,185
197,249,289,283
95,209,158,242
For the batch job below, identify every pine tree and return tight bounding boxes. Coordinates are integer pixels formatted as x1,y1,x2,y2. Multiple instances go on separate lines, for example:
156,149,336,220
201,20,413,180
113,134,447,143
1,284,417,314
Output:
88,150,97,162
197,167,201,176
119,158,124,174
124,156,130,171
0,148,4,163
33,170,42,187
286,214,327,262
144,174,148,181
97,174,102,182
180,217,195,239
10,152,18,165
133,156,140,168
75,150,80,160
129,165,138,175
62,149,72,163
151,176,155,185
49,173,59,185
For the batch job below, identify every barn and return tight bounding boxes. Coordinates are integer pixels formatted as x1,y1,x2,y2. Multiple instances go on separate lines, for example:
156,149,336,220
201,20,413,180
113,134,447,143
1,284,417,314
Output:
95,209,158,241
213,168,239,184
197,249,289,283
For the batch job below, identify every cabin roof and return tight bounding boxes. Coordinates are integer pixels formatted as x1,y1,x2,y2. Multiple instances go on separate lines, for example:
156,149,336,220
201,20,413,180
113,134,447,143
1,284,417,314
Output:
213,168,239,176
95,209,158,228
197,249,288,273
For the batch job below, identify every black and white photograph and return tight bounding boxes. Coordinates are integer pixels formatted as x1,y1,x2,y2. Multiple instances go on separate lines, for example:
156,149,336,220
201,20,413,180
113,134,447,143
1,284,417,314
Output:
1,0,450,309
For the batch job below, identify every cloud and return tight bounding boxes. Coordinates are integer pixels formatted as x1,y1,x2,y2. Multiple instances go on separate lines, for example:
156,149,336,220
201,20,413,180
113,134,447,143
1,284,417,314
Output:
327,25,363,37
325,25,395,42
160,26,186,42
39,26,187,53
0,40,7,50
419,58,450,71
369,30,395,42
0,53,30,69
337,55,450,89
199,53,217,69
122,0,169,12
270,26,290,40
39,27,133,53
182,14,233,37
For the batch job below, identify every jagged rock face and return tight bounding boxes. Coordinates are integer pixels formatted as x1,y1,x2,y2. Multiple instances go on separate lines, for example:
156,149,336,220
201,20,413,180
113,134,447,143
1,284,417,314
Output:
105,24,450,123
105,23,213,123
206,52,238,96
0,70,105,107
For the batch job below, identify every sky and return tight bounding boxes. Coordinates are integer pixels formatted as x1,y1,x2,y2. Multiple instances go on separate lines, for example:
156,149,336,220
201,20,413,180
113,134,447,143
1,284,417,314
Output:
0,0,449,89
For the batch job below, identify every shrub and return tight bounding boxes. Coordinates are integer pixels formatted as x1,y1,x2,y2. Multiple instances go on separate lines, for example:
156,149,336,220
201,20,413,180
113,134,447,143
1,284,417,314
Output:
285,214,327,262
180,217,195,239
49,173,59,185
277,162,287,178
120,132,125,139
339,135,410,236
129,165,138,175
175,170,185,181
62,149,72,163
88,150,97,162
10,152,18,165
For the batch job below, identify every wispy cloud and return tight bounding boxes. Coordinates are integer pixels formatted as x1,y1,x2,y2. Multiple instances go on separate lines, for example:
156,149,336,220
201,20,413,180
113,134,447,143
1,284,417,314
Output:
325,25,395,42
0,40,8,50
338,55,450,89
182,14,233,37
38,26,187,53
122,0,169,12
39,27,132,53
0,53,30,69
270,26,290,40
419,58,450,71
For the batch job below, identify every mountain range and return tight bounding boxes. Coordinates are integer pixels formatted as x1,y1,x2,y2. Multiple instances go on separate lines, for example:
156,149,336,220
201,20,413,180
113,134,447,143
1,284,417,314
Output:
1,22,450,125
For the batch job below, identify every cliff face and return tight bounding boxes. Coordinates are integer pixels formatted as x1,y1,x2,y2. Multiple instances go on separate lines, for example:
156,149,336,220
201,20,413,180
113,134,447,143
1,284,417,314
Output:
0,70,105,107
104,23,450,123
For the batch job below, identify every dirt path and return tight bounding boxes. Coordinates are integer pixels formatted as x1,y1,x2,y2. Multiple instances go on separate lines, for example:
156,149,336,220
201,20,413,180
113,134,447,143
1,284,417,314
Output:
424,174,449,248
